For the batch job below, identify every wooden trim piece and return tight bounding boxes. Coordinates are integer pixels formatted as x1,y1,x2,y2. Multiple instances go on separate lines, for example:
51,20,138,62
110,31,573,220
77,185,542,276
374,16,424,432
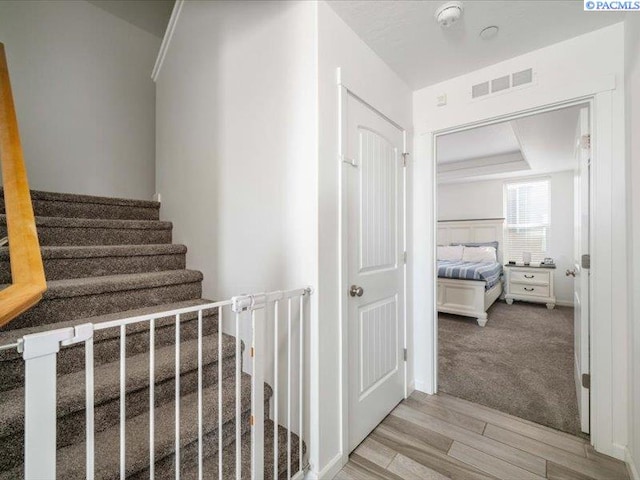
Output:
0,43,46,327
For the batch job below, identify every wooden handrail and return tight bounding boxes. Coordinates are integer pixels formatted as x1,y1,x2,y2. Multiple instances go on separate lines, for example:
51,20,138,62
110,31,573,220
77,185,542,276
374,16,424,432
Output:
0,43,46,327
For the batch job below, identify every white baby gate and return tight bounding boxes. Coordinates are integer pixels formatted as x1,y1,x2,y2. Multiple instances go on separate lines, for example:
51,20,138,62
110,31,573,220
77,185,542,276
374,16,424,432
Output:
2,286,312,480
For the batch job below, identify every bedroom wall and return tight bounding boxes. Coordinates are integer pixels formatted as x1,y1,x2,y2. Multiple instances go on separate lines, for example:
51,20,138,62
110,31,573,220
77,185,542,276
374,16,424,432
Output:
437,171,575,305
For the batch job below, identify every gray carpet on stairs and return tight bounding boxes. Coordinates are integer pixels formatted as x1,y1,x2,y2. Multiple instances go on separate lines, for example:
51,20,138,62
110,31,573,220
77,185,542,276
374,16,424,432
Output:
438,300,582,436
0,189,303,479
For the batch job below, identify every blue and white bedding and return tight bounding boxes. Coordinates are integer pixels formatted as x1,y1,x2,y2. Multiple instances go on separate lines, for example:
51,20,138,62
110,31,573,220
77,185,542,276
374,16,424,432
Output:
437,260,503,290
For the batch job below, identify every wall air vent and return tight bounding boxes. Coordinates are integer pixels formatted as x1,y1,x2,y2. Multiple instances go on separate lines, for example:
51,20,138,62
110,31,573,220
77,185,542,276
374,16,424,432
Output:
472,81,490,98
512,68,533,87
471,68,534,101
491,75,510,93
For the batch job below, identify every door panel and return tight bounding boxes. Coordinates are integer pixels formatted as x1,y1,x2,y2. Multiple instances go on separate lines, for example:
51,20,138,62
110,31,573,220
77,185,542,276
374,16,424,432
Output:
347,93,405,452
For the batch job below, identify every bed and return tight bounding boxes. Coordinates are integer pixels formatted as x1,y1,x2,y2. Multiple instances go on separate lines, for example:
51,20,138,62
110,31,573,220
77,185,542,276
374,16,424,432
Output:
437,219,505,327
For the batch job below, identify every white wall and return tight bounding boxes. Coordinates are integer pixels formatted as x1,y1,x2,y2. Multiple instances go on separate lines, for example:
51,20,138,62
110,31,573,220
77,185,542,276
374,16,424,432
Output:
0,0,159,200
438,181,504,220
316,2,412,476
438,172,575,305
413,23,628,459
155,0,318,472
625,14,640,480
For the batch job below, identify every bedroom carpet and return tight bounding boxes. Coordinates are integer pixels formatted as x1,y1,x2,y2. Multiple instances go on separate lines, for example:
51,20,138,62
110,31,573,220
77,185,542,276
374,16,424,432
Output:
438,301,582,436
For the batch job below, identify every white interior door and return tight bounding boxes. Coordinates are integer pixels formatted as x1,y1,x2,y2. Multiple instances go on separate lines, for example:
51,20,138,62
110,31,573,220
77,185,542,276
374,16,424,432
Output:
573,106,590,434
346,93,405,451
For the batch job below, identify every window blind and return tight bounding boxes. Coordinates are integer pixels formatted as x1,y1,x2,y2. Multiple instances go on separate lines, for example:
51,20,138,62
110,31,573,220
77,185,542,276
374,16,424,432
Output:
504,179,550,263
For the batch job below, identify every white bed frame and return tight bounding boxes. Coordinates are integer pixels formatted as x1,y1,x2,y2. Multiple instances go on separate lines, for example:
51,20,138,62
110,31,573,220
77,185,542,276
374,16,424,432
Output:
437,219,505,327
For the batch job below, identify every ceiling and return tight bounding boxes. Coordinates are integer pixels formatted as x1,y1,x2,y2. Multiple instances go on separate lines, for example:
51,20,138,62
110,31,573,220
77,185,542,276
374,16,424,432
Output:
327,1,625,89
438,122,519,164
437,105,583,183
87,0,175,38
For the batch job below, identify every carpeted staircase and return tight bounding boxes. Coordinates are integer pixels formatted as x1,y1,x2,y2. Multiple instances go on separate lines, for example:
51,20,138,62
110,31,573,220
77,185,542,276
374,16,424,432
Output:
0,189,302,479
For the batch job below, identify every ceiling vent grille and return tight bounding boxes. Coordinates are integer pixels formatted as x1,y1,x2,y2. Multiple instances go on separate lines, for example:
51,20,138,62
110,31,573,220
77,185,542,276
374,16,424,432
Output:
471,68,534,100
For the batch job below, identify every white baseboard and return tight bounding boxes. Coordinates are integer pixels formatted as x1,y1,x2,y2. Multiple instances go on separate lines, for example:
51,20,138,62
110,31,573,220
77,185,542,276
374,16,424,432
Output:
626,447,640,480
306,452,346,480
407,380,415,396
612,442,627,461
414,380,432,393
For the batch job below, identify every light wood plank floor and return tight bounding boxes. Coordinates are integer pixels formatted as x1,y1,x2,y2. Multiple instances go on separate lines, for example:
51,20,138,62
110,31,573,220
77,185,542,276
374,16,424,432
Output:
336,392,630,480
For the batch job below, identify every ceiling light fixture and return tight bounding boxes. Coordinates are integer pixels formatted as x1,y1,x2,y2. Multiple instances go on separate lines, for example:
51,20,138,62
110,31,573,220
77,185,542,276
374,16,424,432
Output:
435,1,463,28
479,25,499,40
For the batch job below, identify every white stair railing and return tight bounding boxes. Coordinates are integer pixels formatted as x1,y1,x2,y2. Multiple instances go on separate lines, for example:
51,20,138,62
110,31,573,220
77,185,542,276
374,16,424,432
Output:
5,286,312,480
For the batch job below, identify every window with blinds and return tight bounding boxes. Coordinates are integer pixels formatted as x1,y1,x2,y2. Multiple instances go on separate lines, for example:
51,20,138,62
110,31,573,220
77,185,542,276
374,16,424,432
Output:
504,179,550,263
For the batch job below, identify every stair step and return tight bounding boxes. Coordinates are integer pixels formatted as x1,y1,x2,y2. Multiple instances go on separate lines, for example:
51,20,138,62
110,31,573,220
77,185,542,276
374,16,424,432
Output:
179,421,304,480
0,244,187,282
0,374,267,480
0,270,203,331
0,300,220,392
0,215,172,246
0,188,160,221
0,331,243,471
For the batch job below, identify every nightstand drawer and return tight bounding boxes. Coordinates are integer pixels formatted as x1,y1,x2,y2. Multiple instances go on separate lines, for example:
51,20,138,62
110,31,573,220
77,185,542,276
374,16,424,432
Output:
510,270,550,285
511,283,550,297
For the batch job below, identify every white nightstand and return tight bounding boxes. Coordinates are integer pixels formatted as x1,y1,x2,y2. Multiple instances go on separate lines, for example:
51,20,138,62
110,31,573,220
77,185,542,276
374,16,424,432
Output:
504,265,556,309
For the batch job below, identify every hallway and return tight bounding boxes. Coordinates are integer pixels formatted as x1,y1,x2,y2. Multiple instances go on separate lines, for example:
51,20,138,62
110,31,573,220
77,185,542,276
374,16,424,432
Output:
337,392,629,480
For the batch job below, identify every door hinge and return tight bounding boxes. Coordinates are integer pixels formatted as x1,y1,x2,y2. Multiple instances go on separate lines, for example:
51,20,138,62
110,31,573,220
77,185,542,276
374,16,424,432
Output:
402,152,409,167
580,134,591,150
403,251,407,264
403,348,407,361
582,373,590,389
581,254,590,269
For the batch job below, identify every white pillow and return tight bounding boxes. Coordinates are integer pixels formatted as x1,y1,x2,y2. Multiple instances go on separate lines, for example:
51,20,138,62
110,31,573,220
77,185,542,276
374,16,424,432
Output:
462,246,497,263
437,245,464,261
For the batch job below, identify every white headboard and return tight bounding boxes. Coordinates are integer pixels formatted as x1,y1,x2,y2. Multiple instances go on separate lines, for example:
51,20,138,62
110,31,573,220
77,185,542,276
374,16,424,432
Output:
437,218,506,264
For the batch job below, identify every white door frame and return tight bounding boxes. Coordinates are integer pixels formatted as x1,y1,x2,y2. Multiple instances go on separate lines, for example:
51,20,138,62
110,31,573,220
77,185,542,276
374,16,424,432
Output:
421,89,622,458
338,80,409,461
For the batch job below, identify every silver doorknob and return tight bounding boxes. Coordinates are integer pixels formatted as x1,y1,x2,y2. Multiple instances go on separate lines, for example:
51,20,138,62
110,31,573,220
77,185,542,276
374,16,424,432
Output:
566,269,577,277
349,285,364,297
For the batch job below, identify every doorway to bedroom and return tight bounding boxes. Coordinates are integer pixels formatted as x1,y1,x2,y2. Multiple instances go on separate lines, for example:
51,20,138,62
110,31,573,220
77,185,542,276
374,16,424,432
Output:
434,103,591,437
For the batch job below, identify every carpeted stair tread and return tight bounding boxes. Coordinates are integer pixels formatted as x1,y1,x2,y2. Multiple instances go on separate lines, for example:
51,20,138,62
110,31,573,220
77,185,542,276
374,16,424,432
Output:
0,299,216,353
0,215,171,230
0,188,160,210
181,420,304,480
0,244,188,282
0,244,187,260
36,270,202,299
0,215,173,246
0,331,239,439
1,273,204,331
0,189,160,221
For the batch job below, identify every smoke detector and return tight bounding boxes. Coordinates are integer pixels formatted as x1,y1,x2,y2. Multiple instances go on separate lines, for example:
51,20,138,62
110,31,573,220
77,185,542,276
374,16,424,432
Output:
435,1,463,28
